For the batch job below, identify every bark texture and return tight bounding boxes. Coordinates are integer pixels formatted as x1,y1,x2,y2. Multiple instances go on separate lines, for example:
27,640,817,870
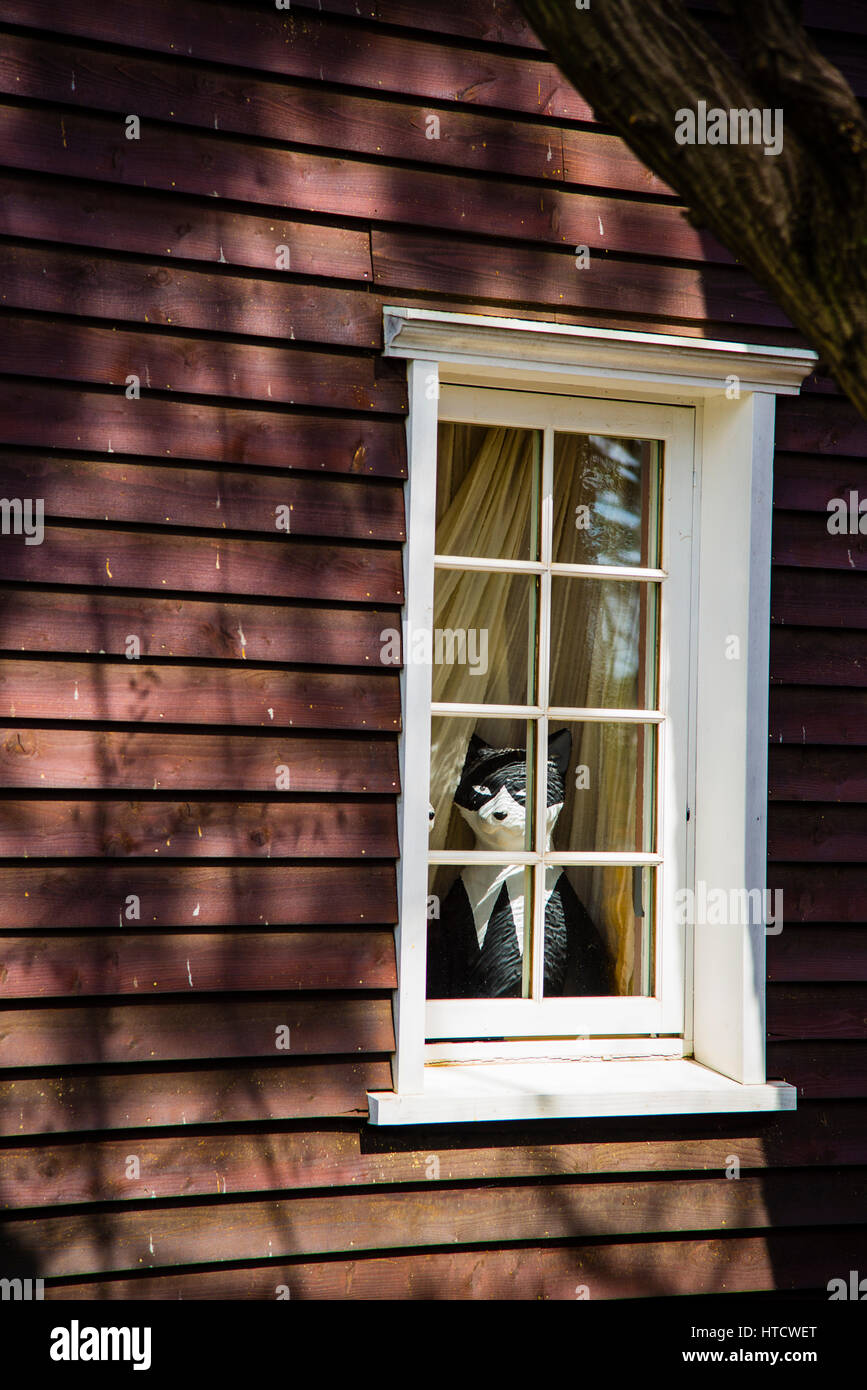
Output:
518,0,867,414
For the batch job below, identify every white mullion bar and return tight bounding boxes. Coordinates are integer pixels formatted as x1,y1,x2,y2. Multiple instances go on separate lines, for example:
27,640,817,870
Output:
548,706,663,723
433,555,545,574
532,426,554,1002
429,851,661,866
547,851,662,866
550,563,666,582
430,851,539,865
433,559,666,582
431,702,542,718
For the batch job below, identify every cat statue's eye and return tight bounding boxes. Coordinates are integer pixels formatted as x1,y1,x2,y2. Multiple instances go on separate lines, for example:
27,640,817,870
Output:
472,785,492,797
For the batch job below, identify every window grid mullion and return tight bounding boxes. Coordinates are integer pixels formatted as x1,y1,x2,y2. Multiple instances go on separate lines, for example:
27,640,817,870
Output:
531,427,554,1001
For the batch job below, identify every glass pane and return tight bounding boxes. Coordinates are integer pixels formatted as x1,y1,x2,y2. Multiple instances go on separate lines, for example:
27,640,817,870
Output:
549,578,658,710
436,422,541,562
553,433,661,567
427,863,534,998
432,570,538,705
546,722,656,854
542,865,655,998
429,717,536,856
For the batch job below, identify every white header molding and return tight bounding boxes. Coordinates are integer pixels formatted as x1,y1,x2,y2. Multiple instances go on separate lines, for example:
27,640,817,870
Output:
384,306,818,397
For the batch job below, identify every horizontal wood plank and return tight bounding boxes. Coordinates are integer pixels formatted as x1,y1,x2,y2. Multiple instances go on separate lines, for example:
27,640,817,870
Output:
0,660,401,731
770,627,867,685
768,984,867,1040
0,863,397,928
772,567,867,629
769,865,867,922
773,511,867,570
775,396,867,456
767,1042,867,1099
0,244,381,350
0,797,397,860
768,803,867,860
768,928,867,982
0,1060,392,1135
5,1170,865,1277
0,316,407,413
768,746,867,801
0,173,372,281
0,997,394,1067
371,229,786,328
0,383,406,476
0,527,405,604
0,592,402,666
769,687,867,745
46,1227,867,1299
0,454,406,542
3,1102,864,1208
0,930,397,999
0,0,595,121
773,452,867,511
0,105,719,263
0,33,569,186
287,0,545,49
0,728,399,792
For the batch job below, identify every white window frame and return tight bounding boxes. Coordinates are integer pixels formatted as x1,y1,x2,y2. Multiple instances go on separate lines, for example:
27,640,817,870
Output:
426,387,692,1041
368,308,816,1125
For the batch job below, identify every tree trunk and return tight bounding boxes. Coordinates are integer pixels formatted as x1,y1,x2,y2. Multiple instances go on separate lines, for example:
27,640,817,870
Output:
517,0,867,416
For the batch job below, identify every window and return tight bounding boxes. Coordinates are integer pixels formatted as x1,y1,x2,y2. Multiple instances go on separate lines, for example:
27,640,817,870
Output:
369,309,815,1124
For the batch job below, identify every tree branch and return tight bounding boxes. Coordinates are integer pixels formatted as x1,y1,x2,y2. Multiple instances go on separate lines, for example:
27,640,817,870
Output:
517,0,867,413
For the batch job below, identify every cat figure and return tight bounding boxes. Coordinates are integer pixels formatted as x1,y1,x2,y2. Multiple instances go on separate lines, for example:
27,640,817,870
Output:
426,730,612,998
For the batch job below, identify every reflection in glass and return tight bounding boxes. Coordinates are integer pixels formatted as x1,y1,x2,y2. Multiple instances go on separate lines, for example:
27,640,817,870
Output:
549,578,658,710
554,433,661,568
546,865,656,998
432,570,538,705
436,423,541,562
549,722,657,854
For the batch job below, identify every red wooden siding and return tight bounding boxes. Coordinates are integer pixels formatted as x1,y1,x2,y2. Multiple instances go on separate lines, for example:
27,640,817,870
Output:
0,0,864,1300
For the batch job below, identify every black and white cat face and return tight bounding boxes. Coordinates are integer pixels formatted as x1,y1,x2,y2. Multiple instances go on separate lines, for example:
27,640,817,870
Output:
453,730,571,852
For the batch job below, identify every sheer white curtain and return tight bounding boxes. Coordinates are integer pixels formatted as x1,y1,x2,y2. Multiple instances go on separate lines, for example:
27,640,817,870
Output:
429,424,647,994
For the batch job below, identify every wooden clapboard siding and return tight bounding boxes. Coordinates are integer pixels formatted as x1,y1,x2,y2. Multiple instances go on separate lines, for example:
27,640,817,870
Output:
0,593,402,664
0,244,382,350
5,1169,867,1281
0,864,397,927
0,998,394,1066
0,660,401,728
0,729,400,791
0,529,404,602
0,797,398,860
769,928,867,981
0,456,406,541
45,1227,867,1299
1,1101,865,1209
0,315,407,413
0,0,863,1304
0,930,398,999
0,1062,392,1135
0,174,374,281
0,105,722,266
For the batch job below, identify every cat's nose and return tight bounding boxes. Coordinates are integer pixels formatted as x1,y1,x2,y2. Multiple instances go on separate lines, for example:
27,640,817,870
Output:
492,811,508,821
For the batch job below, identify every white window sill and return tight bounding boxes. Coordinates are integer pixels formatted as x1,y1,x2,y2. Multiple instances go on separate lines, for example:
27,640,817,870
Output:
367,1058,797,1125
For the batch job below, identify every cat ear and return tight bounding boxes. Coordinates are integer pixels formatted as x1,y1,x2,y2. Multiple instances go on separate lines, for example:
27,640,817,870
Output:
462,732,491,773
548,728,572,778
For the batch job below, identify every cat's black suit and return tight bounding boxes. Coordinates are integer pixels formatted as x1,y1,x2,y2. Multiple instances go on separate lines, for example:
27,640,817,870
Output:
427,870,612,998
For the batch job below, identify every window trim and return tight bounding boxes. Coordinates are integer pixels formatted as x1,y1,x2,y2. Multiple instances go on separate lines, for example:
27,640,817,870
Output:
370,308,815,1124
425,386,694,1041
